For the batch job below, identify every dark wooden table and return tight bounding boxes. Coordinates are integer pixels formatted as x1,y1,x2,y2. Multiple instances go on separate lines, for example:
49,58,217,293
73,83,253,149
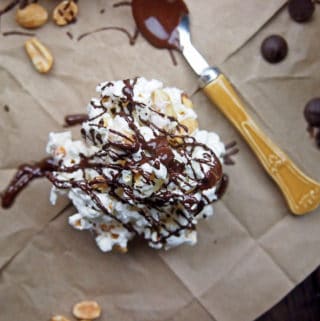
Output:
256,267,320,321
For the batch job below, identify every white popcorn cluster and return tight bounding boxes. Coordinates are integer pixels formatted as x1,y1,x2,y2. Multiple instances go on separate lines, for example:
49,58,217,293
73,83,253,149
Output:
47,78,225,252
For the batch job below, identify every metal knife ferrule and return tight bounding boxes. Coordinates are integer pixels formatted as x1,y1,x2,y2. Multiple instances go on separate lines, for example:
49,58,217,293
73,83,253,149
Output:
199,67,221,88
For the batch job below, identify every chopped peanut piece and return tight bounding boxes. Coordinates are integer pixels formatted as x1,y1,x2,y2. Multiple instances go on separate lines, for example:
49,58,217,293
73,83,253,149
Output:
114,244,128,253
55,146,67,157
181,93,194,108
180,118,198,134
72,300,101,320
53,0,78,26
51,316,71,321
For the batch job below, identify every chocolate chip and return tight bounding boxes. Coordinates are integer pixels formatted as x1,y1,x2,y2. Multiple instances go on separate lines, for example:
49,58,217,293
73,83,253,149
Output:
3,104,9,112
288,0,315,23
261,35,288,63
304,98,320,127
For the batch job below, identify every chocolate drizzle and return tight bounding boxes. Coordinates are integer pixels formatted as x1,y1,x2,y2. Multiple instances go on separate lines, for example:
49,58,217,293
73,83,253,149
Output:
1,79,226,248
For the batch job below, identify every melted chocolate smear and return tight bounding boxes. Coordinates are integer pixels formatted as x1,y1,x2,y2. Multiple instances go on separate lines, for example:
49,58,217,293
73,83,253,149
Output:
168,49,178,66
1,157,58,209
131,0,188,50
2,79,225,247
113,1,132,8
2,30,35,37
216,174,229,199
201,168,222,191
78,26,137,45
64,113,88,127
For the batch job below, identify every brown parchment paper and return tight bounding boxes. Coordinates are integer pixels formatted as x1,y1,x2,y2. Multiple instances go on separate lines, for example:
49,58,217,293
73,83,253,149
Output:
0,1,320,321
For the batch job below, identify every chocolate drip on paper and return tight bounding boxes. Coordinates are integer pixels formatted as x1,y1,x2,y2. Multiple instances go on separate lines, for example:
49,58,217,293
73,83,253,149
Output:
64,113,88,127
0,0,37,17
66,31,73,40
2,79,225,247
113,1,132,8
168,49,178,66
2,30,35,37
222,141,239,165
0,0,21,17
78,26,138,44
1,157,58,208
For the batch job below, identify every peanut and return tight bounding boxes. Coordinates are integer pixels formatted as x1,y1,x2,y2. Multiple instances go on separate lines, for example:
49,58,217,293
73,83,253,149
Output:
53,0,79,26
114,244,128,253
152,89,177,117
100,223,111,232
171,118,199,143
54,146,67,157
165,103,176,118
101,96,110,104
24,38,53,73
91,176,108,192
72,300,101,320
51,316,71,321
181,93,193,108
180,118,198,134
16,3,48,29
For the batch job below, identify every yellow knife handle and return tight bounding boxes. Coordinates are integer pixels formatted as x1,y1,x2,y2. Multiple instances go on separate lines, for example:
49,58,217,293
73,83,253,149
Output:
203,73,320,215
